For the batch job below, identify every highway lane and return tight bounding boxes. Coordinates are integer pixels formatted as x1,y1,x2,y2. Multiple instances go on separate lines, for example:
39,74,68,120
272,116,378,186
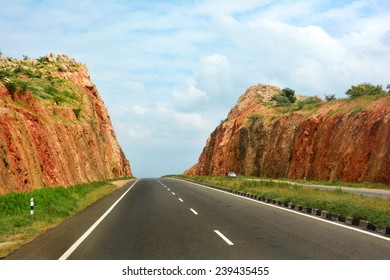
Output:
157,178,390,259
65,178,236,259
6,178,390,259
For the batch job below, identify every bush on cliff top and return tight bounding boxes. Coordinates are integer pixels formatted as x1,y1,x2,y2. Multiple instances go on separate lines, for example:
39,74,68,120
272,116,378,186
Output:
271,87,297,106
345,83,389,98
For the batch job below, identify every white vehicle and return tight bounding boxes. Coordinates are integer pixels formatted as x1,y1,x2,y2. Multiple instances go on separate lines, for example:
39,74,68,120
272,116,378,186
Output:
227,172,237,178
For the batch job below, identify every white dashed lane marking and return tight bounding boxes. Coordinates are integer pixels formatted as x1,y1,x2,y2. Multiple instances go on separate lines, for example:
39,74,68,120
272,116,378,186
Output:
214,230,234,246
190,208,198,215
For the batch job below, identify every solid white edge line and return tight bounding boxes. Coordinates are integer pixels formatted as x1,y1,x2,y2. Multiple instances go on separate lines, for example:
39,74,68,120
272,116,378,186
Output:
190,208,198,215
171,178,390,242
214,230,234,245
58,179,140,260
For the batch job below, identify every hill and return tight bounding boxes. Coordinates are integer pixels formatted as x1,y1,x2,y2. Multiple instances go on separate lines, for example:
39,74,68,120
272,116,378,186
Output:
185,84,390,184
0,53,132,194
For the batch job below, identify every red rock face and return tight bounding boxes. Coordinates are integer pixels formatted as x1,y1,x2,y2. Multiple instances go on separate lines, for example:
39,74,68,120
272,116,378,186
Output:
0,55,132,194
185,84,390,184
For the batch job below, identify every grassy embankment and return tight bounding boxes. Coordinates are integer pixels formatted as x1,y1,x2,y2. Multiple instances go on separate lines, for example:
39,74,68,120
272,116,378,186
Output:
277,178,390,190
0,55,84,120
241,176,390,190
0,178,131,258
172,175,390,228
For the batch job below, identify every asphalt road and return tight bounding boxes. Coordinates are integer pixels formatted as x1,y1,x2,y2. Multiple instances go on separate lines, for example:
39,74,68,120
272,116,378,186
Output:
6,178,390,260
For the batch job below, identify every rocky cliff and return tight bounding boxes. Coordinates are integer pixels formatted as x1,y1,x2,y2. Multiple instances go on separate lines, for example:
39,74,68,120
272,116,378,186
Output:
0,54,132,194
185,84,390,184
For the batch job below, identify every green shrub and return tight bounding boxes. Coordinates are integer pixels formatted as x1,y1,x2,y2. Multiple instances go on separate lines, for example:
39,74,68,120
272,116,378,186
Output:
248,114,261,123
73,108,82,119
271,87,297,106
298,96,323,108
345,83,387,98
271,94,291,106
29,71,42,79
4,81,17,95
0,69,12,80
18,82,28,95
62,90,77,101
282,87,296,103
37,56,49,63
325,94,336,101
44,84,58,96
2,157,9,167
348,106,364,118
53,94,65,105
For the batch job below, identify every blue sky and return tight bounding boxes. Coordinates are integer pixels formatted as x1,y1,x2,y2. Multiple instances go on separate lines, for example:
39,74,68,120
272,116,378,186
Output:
1,0,389,177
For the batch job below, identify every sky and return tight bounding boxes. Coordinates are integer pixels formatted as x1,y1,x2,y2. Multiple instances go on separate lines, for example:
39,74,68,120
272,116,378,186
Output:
1,0,389,178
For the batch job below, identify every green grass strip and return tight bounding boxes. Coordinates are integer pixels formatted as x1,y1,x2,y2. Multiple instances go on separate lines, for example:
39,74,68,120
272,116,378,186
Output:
0,179,129,258
173,175,390,227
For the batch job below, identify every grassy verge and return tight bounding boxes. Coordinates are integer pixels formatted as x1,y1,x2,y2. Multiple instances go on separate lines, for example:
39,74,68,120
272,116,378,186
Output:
0,179,131,258
265,177,390,191
171,175,390,227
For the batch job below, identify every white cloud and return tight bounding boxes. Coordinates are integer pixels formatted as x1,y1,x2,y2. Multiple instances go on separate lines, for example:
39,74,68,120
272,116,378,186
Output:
156,102,171,114
172,79,207,110
131,105,148,115
126,81,145,94
195,53,234,103
126,125,152,140
201,53,230,76
173,112,212,131
2,0,390,177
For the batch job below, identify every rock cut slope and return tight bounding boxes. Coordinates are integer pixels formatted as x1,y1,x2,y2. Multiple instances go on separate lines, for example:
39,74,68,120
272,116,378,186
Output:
185,84,390,184
0,54,132,194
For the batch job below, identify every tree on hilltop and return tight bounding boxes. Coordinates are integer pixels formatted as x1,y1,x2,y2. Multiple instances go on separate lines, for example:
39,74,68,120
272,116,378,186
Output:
282,87,296,103
325,94,336,102
345,83,387,98
271,87,297,105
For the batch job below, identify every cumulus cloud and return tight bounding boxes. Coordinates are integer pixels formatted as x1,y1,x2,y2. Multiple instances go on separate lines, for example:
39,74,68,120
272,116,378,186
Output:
173,112,212,131
156,102,171,114
131,105,148,115
2,0,389,177
199,53,231,85
125,125,152,140
172,79,207,111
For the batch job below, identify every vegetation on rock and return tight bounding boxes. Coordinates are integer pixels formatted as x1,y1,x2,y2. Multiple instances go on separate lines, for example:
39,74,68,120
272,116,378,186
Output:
345,83,389,98
0,53,132,194
186,83,390,185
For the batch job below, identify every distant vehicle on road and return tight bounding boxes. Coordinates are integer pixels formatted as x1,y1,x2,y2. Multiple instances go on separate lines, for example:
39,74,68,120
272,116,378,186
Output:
227,172,237,178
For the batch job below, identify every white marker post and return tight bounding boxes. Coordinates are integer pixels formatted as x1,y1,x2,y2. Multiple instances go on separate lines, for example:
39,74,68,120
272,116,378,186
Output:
30,197,34,215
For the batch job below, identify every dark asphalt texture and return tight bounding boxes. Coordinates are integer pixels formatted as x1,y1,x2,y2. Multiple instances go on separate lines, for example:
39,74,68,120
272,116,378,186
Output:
5,178,390,260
